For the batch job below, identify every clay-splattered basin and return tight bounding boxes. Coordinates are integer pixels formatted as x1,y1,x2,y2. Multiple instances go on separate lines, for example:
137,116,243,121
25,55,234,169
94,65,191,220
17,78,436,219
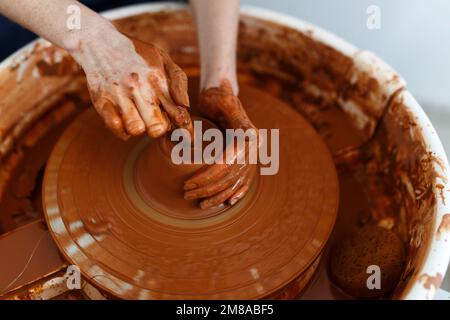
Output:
0,3,449,299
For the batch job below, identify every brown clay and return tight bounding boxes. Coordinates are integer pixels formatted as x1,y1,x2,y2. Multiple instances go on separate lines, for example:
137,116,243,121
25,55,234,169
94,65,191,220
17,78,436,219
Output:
42,80,339,299
184,79,257,209
0,10,437,300
0,220,65,295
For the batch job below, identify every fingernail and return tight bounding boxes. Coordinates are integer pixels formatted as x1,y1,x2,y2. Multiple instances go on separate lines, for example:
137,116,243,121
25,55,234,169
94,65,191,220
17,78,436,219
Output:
182,92,190,108
184,191,196,200
184,182,197,190
148,122,167,137
229,198,238,206
200,200,211,210
128,121,145,135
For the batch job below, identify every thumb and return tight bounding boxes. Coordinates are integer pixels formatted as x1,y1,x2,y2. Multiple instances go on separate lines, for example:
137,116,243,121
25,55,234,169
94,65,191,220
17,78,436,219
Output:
162,52,190,108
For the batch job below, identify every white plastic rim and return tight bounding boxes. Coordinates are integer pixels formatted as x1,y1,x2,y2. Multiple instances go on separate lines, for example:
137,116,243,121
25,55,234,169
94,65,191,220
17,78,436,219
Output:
395,90,450,300
0,2,449,300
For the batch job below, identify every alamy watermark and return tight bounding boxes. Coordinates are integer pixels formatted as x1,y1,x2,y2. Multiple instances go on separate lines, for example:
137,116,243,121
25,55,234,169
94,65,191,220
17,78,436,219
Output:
170,121,280,176
367,265,381,290
66,264,81,289
366,5,381,30
66,4,81,30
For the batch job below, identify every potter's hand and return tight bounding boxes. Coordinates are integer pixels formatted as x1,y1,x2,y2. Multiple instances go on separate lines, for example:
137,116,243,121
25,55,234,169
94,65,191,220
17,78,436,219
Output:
72,34,192,139
184,81,259,209
0,0,192,139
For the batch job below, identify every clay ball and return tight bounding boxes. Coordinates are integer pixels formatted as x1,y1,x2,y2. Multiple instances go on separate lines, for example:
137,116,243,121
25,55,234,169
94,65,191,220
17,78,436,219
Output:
329,225,405,298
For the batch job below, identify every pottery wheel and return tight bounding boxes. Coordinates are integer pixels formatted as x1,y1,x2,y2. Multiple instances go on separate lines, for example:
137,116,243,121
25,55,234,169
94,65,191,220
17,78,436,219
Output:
43,84,339,299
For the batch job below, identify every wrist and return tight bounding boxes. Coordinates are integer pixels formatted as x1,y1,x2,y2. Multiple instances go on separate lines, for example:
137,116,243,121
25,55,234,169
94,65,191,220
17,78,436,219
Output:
62,18,119,62
201,70,238,96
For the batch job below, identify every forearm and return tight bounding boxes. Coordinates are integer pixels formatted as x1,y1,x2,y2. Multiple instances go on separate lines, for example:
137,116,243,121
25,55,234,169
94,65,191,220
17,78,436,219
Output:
190,0,240,94
0,0,115,54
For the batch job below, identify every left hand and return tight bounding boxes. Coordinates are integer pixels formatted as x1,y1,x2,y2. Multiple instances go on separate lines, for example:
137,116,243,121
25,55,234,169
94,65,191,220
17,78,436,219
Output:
70,32,192,140
184,80,259,209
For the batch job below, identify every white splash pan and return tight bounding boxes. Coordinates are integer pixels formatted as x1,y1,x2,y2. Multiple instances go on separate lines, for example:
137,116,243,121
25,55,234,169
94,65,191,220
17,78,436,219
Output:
0,2,448,300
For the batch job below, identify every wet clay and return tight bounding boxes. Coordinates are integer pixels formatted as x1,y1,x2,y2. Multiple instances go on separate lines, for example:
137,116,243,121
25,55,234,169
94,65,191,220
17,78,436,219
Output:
182,80,258,210
0,10,442,299
0,220,65,295
85,37,192,140
0,99,84,233
42,80,339,299
134,117,229,219
299,173,374,300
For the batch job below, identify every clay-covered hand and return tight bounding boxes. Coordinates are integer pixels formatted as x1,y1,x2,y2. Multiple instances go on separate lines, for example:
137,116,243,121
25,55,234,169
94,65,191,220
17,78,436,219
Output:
184,80,259,209
70,32,192,139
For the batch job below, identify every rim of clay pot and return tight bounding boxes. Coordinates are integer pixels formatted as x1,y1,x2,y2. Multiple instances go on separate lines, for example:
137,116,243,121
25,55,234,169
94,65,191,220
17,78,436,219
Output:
1,2,449,300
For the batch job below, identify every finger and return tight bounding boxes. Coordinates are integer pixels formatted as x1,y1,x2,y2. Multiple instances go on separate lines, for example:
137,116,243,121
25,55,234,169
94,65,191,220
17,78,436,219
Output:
115,90,146,136
229,184,250,206
184,166,247,200
131,83,170,138
200,179,243,210
160,95,193,138
199,88,254,130
229,166,256,205
225,97,255,130
161,50,189,108
101,102,130,140
184,163,231,190
219,80,234,95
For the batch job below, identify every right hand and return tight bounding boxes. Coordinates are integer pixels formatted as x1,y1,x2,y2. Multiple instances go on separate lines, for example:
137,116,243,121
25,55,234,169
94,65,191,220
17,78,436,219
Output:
70,31,192,140
184,80,259,209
